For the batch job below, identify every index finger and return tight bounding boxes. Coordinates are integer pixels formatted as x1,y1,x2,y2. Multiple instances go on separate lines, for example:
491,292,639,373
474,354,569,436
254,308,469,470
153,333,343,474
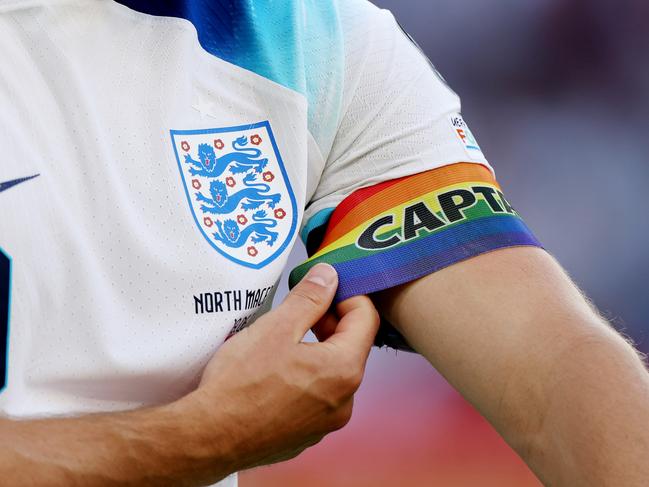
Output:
325,295,380,358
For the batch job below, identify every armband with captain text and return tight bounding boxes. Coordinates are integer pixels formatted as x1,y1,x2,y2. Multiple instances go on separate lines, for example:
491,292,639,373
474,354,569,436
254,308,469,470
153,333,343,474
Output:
290,162,542,350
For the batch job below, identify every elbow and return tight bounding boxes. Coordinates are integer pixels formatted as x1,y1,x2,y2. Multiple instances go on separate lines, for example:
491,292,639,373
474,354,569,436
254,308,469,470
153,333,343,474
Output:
500,320,648,463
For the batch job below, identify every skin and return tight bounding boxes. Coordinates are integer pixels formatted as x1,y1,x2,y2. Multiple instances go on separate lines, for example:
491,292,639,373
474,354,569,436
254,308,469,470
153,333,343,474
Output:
2,248,647,485
376,247,649,486
0,263,380,486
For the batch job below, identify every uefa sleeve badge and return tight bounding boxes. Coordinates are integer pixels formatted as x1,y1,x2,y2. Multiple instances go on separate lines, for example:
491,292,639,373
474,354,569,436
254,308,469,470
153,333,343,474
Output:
170,121,298,269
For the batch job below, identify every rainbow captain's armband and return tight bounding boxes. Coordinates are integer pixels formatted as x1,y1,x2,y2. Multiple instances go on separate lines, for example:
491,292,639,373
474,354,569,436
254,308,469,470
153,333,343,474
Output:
289,163,542,350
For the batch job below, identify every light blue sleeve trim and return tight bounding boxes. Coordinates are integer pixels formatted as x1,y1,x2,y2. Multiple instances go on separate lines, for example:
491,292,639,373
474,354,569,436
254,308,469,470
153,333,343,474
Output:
300,207,335,243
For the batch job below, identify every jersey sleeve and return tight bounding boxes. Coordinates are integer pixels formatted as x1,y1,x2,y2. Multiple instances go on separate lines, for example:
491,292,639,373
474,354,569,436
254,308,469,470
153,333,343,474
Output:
290,1,541,348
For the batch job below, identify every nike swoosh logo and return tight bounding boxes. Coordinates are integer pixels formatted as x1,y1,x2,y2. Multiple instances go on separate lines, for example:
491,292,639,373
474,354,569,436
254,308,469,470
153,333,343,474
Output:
0,174,40,193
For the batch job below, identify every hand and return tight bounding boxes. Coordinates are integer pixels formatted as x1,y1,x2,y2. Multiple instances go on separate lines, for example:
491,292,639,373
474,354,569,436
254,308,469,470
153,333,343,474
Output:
0,265,377,487
190,263,380,473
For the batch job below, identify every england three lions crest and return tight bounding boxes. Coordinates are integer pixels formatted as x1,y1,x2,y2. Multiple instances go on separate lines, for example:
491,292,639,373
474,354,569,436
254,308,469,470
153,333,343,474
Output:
171,121,297,269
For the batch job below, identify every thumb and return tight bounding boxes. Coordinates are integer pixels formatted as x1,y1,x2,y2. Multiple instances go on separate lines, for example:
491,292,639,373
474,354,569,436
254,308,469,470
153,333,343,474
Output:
326,295,380,360
274,263,339,342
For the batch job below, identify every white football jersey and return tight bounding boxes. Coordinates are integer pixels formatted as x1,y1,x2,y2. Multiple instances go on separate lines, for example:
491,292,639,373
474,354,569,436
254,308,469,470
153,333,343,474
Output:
0,1,537,485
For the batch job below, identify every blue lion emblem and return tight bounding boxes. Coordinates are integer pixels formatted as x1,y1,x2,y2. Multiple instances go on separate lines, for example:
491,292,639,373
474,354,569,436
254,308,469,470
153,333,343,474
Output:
172,121,298,269
195,172,281,213
184,136,268,178
213,210,279,247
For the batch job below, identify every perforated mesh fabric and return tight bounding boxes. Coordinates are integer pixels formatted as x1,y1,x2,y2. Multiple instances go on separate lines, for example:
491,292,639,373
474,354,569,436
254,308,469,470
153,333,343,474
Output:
304,0,491,235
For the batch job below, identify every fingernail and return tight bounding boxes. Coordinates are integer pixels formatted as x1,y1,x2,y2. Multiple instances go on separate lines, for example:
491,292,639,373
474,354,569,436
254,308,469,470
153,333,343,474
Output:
304,263,338,288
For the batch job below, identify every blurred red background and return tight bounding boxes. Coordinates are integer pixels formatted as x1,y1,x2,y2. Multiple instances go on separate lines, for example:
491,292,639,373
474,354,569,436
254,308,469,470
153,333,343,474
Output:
243,352,542,486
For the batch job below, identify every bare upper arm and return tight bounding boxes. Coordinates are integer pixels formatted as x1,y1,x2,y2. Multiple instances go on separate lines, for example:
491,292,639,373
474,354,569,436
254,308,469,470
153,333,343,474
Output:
374,246,616,435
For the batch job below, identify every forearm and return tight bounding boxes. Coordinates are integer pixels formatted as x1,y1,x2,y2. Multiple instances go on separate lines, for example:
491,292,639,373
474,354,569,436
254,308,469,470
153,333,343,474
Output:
0,392,232,487
0,264,377,487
